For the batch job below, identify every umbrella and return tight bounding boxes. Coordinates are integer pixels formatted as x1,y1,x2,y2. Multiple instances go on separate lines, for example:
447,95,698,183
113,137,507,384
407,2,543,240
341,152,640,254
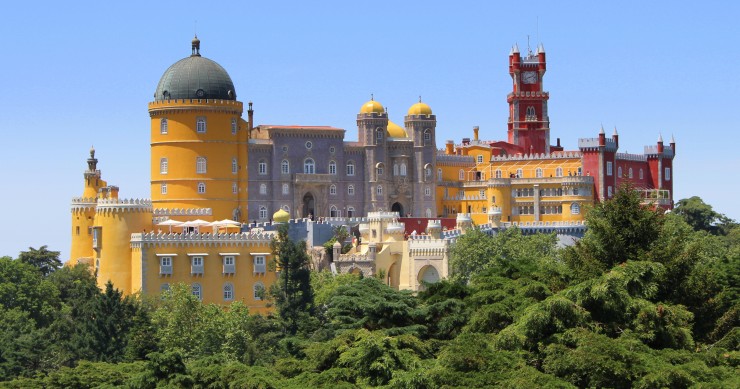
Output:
157,219,183,233
180,219,210,233
209,219,241,233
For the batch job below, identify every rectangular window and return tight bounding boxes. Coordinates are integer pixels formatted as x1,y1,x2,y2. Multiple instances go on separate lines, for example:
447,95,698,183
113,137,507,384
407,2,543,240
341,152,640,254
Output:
160,257,172,275
232,158,238,174
425,186,432,196
607,161,613,176
231,118,237,135
160,118,168,134
348,185,354,196
196,117,206,133
191,256,204,275
282,183,289,195
232,182,237,194
161,183,167,195
223,256,235,274
253,255,266,274
665,167,671,181
346,163,355,176
479,189,485,198
258,162,267,175
76,226,80,235
160,158,168,174
477,155,483,163
608,186,613,197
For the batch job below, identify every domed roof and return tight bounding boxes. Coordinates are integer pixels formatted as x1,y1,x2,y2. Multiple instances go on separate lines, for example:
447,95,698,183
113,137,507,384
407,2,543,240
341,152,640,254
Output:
273,209,290,223
387,121,407,138
360,98,384,114
154,37,236,101
408,101,432,115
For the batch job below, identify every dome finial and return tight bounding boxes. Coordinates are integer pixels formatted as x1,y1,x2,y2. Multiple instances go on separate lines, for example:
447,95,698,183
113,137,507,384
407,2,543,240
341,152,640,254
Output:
90,145,95,158
419,95,422,103
370,93,374,101
191,35,201,57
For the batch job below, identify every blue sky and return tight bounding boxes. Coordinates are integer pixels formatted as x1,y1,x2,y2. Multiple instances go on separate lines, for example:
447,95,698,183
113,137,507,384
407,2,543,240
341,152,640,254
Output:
0,1,738,259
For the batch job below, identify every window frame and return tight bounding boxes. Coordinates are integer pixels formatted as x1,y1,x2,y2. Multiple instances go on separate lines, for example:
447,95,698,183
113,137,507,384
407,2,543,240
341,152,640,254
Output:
160,158,168,174
160,118,168,134
304,158,315,174
346,161,355,176
196,117,206,133
196,157,207,174
281,159,290,174
197,182,206,194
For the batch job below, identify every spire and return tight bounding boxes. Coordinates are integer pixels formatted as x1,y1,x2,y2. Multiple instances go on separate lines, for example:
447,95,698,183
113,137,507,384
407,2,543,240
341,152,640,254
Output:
599,124,605,134
418,95,422,103
538,43,545,53
613,126,618,136
670,134,675,143
509,46,514,55
87,146,98,171
658,133,663,143
191,35,201,57
370,93,374,101
513,43,519,53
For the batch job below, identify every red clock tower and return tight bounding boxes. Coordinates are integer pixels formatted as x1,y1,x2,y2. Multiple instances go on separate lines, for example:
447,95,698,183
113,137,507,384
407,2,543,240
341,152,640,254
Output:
507,43,550,154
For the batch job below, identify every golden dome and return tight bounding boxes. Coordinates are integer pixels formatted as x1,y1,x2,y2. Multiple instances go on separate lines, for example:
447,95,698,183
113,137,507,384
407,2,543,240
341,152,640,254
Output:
387,121,407,138
273,209,290,223
360,99,385,114
408,102,432,116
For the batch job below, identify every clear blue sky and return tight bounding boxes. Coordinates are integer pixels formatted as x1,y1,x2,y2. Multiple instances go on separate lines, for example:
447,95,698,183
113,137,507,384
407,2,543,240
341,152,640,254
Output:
1,1,738,259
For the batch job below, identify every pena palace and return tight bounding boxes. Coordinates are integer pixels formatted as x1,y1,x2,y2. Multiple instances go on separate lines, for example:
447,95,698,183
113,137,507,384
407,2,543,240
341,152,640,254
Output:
68,37,675,305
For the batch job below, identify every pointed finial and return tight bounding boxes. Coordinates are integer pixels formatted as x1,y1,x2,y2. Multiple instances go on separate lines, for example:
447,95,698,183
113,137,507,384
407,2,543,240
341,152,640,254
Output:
539,43,545,53
513,43,519,53
599,124,605,134
191,35,201,56
419,95,422,103
658,133,663,143
670,134,675,143
370,93,374,101
613,126,618,136
509,46,514,55
90,145,95,158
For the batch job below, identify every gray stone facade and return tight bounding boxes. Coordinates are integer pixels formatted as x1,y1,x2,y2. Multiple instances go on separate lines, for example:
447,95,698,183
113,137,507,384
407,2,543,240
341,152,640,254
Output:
247,109,437,222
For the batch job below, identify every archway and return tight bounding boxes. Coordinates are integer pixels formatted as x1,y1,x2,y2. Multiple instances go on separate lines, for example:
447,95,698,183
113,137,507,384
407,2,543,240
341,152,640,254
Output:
391,202,404,217
417,265,440,290
302,193,315,219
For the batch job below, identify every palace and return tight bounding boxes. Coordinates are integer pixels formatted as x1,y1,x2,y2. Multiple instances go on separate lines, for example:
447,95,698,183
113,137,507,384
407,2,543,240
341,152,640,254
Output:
69,37,675,301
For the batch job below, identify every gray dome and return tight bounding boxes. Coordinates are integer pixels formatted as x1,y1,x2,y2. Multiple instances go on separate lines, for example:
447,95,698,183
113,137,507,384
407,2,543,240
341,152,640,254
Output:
154,40,236,101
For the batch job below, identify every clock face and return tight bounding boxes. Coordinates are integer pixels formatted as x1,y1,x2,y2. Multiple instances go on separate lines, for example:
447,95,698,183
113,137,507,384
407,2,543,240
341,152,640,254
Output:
522,71,537,84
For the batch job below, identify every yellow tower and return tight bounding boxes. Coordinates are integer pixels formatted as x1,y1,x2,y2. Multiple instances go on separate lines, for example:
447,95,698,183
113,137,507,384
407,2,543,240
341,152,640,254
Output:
69,147,107,266
149,36,248,222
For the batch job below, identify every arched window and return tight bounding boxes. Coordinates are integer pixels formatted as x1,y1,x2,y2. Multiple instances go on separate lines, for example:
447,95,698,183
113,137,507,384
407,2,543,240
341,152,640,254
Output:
197,182,206,194
376,185,383,196
344,161,354,176
196,157,207,174
161,183,167,195
232,158,238,174
376,163,384,177
536,168,543,178
426,208,432,218
304,158,315,174
571,203,580,215
423,129,432,144
400,163,407,176
639,169,644,179
495,169,502,178
232,182,237,194
330,205,338,217
459,169,465,181
556,167,563,177
329,161,337,175
329,184,337,195
376,128,384,142
259,206,268,220
281,160,290,174
629,168,633,179
393,163,399,176
577,167,582,176
231,118,238,135
516,168,523,178
259,183,267,195
526,106,536,119
437,168,443,181
253,282,265,300
258,160,267,175
196,117,206,133
223,283,234,301
618,166,623,178
192,283,202,300
425,186,431,196
160,118,168,134
347,206,355,217
348,185,355,196
282,183,289,195
160,158,168,174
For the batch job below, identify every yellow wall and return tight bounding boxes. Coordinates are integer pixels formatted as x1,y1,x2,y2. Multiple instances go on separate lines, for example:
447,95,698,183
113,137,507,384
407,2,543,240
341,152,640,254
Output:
149,99,247,221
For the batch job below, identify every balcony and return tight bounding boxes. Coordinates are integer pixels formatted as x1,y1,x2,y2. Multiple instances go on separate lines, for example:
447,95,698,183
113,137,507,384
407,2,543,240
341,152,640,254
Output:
191,265,204,275
159,265,172,275
640,189,671,207
223,264,235,274
294,173,334,184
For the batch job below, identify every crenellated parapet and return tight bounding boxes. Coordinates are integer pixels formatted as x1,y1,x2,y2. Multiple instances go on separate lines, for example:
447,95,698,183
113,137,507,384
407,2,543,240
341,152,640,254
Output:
153,207,212,218
148,99,243,116
71,197,98,212
130,231,274,249
96,198,153,213
408,237,449,255
366,211,400,222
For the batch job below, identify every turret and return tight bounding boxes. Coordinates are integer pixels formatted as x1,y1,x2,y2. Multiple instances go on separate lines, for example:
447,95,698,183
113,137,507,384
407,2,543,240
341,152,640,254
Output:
473,126,479,141
445,140,454,155
598,126,606,147
456,213,472,232
537,43,546,72
670,134,676,155
612,127,619,149
425,220,441,239
657,133,664,153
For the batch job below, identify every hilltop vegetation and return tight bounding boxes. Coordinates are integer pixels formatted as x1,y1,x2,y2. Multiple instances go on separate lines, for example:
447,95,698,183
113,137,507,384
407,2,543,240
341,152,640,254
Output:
1,189,738,388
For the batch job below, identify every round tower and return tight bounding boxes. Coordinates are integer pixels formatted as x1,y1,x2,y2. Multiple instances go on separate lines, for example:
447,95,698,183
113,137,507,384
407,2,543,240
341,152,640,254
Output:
404,98,437,217
93,199,153,293
357,97,389,212
149,37,247,222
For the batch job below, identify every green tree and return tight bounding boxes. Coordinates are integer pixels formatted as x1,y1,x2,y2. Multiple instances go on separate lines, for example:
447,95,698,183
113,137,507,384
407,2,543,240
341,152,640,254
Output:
673,196,736,235
270,224,314,334
17,246,62,277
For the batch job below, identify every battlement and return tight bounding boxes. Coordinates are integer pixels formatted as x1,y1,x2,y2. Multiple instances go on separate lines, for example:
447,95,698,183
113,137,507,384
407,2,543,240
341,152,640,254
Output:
490,151,582,161
408,236,449,254
96,198,152,213
616,153,647,162
71,197,98,212
436,154,475,165
366,212,400,222
130,231,273,248
578,137,617,151
644,145,675,158
335,253,372,263
153,207,212,217
148,99,243,113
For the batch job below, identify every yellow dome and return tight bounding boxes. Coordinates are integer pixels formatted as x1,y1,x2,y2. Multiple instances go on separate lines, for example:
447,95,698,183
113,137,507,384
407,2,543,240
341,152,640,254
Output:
360,99,384,114
408,102,432,115
387,121,408,138
273,209,290,223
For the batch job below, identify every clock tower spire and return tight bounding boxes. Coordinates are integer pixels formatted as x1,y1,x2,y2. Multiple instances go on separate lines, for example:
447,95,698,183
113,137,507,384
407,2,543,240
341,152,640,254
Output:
507,42,550,154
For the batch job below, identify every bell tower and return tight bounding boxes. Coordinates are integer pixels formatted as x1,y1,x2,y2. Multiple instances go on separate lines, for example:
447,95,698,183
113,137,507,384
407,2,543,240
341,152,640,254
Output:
507,42,550,154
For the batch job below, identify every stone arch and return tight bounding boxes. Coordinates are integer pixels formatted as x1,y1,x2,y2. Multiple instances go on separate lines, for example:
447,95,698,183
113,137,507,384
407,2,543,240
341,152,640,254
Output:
391,202,404,217
302,192,316,219
417,265,440,290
